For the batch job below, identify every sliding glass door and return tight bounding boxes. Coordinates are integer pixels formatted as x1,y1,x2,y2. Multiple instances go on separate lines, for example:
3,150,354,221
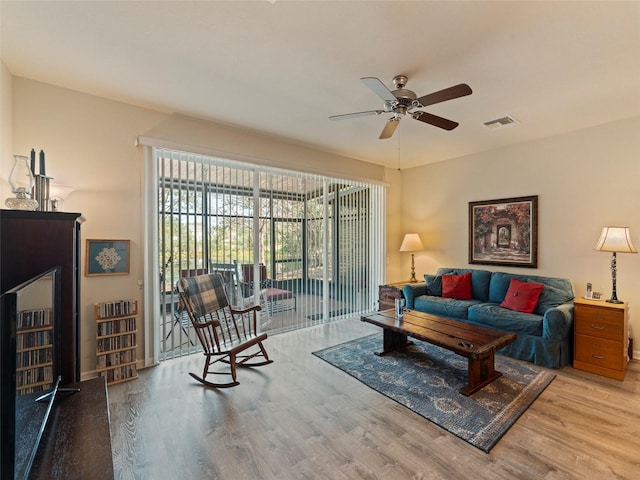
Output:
147,148,385,361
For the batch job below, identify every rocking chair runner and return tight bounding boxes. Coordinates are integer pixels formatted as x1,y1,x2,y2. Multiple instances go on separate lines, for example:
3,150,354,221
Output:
177,273,273,388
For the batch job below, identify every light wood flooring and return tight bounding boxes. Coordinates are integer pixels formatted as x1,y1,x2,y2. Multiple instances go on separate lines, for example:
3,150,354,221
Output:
108,317,640,480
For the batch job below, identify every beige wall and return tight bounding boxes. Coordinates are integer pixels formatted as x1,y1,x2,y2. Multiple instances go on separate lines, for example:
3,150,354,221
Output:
384,166,403,281
7,77,386,378
1,61,12,200
395,116,640,357
5,74,639,372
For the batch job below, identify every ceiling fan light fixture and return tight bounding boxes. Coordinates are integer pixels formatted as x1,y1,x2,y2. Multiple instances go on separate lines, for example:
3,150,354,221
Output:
483,115,519,130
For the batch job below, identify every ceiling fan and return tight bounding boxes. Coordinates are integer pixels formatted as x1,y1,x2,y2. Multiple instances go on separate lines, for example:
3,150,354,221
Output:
329,75,472,139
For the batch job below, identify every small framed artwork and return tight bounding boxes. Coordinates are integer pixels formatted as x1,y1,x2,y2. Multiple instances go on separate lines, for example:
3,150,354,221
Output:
86,239,130,276
469,195,538,268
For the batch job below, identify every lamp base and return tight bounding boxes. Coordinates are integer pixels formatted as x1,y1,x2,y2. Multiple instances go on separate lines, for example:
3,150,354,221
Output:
606,298,623,304
5,196,38,211
409,253,418,283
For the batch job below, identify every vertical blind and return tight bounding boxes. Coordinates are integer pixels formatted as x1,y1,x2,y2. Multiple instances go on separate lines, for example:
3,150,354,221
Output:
144,147,386,362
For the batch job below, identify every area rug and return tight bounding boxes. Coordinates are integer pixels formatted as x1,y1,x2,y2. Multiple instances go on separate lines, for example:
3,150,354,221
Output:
313,333,555,452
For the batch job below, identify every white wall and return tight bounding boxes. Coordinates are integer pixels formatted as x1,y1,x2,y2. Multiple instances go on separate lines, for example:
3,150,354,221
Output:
395,116,640,358
8,77,386,378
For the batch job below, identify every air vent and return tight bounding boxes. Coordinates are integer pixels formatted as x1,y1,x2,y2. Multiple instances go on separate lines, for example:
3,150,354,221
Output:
483,116,519,130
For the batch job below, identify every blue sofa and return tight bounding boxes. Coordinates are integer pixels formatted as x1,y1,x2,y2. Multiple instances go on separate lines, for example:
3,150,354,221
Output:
402,268,575,368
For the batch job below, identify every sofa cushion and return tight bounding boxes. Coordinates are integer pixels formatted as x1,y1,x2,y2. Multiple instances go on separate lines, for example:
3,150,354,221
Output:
468,304,544,336
414,295,482,320
488,272,519,303
500,278,544,314
436,268,491,301
489,271,575,307
424,274,442,296
442,272,472,300
528,278,574,316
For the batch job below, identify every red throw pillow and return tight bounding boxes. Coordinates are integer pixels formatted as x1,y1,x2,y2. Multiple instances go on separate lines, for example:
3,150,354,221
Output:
500,278,544,314
442,272,472,300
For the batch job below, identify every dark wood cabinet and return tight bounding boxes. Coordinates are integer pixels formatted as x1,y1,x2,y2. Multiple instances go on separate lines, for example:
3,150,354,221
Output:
378,281,414,311
1,210,82,384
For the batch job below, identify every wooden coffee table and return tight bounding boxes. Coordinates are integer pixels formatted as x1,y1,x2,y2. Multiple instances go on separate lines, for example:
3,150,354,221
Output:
361,309,517,396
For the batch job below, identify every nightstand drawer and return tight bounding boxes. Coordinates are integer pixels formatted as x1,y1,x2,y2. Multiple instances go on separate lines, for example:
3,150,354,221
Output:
574,307,624,341
574,334,624,371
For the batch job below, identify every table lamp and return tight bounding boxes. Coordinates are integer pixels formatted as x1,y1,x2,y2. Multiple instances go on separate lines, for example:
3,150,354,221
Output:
594,226,637,303
400,233,424,283
49,184,75,212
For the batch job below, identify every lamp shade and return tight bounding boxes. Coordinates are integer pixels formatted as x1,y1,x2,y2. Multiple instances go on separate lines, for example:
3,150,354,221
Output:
48,184,76,212
594,227,637,253
49,184,75,200
400,233,424,252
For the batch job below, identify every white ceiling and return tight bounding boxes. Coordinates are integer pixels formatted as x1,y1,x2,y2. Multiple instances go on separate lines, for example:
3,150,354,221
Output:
1,1,639,169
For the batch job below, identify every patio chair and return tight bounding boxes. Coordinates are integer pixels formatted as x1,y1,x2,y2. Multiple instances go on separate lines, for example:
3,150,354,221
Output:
210,261,241,306
177,272,273,388
211,261,271,328
241,263,297,313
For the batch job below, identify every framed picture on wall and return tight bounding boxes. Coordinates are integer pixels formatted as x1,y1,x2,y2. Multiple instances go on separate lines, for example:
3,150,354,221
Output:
86,239,130,276
469,195,538,268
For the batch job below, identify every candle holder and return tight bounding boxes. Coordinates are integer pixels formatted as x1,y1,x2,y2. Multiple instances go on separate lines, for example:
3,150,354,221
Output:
5,155,39,211
34,174,52,211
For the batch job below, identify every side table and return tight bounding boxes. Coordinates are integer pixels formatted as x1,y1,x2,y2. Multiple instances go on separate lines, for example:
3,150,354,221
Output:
378,281,416,311
573,297,629,380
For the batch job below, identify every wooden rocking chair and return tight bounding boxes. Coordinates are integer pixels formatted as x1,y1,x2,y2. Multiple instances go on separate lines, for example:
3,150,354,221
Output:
177,272,273,388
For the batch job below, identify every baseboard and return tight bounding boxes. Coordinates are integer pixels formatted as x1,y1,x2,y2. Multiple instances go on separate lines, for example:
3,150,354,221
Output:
138,358,158,370
80,370,99,381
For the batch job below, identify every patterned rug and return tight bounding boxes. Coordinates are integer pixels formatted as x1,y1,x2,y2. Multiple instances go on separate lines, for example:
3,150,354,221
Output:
313,333,555,452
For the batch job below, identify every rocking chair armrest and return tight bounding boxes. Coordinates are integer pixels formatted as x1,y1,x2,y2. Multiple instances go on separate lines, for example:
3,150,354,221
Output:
230,304,262,315
195,318,221,329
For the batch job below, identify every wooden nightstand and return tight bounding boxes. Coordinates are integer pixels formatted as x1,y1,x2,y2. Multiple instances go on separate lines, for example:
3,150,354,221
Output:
573,297,629,380
378,281,416,311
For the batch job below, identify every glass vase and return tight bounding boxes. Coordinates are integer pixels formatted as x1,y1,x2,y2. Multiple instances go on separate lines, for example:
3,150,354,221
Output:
5,155,39,210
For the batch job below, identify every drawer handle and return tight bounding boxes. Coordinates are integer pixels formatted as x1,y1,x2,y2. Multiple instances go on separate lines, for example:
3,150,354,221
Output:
591,354,606,360
590,323,606,330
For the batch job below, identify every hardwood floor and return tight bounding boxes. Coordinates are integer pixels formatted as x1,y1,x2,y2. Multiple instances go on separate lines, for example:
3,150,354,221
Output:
108,318,640,479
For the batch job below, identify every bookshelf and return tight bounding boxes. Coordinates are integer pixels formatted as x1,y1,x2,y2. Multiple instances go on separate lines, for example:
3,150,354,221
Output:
16,307,54,395
95,299,138,385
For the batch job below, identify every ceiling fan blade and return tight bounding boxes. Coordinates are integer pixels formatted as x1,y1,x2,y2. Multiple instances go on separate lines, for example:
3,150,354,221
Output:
416,83,472,108
329,110,385,121
361,77,397,103
379,117,400,139
412,111,459,131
